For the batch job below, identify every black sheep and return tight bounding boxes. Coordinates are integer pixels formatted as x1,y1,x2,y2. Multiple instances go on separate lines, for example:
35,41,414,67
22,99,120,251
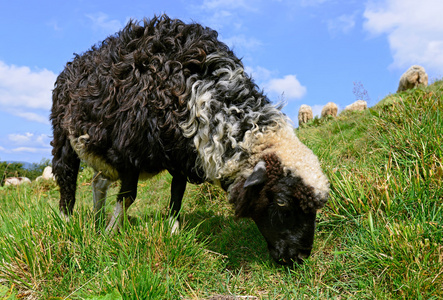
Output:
50,15,329,266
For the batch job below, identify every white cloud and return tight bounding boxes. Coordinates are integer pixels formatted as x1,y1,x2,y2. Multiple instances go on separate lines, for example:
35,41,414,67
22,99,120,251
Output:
221,35,262,51
8,133,34,145
0,61,56,110
35,134,50,147
11,147,51,154
2,133,52,156
8,132,50,147
0,61,55,124
189,0,266,59
364,0,443,73
244,67,307,102
0,145,52,156
327,14,356,36
194,0,260,31
245,65,274,83
264,75,307,101
7,109,49,124
86,12,123,34
199,10,237,31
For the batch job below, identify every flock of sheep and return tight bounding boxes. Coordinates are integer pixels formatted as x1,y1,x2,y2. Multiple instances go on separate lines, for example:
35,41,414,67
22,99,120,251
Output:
3,166,54,186
298,65,429,126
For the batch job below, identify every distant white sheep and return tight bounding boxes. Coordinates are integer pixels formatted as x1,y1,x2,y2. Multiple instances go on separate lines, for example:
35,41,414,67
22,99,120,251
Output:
36,166,55,182
397,65,428,92
345,100,367,112
5,177,31,186
298,104,313,125
321,102,338,118
42,166,55,180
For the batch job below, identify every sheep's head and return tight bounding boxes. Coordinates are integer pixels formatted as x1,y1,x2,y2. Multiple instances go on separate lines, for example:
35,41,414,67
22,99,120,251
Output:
230,153,329,266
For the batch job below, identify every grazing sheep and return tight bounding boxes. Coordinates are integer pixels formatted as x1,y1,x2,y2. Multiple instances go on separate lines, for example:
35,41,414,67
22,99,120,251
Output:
50,15,329,266
321,102,338,118
298,104,313,125
5,177,31,186
397,65,428,92
36,166,55,181
345,100,367,112
43,166,55,180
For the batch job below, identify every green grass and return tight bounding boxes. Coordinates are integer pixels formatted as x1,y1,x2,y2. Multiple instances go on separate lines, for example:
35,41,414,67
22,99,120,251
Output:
1,82,442,299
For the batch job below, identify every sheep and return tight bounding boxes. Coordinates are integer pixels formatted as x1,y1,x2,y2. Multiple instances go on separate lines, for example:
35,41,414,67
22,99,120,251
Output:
37,166,55,182
5,177,31,186
397,65,428,92
42,166,55,180
298,104,313,125
344,100,367,112
50,15,329,266
321,102,338,118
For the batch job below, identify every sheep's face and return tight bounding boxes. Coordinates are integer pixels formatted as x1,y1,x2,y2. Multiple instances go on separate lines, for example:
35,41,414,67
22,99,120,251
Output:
251,176,318,266
230,157,328,266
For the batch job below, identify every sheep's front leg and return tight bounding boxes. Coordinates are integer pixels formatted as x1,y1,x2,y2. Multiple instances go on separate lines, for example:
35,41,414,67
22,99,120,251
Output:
105,170,139,234
169,175,187,234
92,172,111,229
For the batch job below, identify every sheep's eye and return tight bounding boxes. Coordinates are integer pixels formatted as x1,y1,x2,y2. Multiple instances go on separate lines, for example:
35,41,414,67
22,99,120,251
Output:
276,198,288,207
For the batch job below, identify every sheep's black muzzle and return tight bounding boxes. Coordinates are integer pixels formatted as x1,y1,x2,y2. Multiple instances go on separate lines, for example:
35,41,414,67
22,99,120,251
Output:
268,243,313,266
252,205,317,267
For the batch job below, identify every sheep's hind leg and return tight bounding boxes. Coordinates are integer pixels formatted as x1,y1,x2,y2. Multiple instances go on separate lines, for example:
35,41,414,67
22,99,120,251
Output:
169,174,187,234
105,170,139,235
92,172,111,229
52,133,80,221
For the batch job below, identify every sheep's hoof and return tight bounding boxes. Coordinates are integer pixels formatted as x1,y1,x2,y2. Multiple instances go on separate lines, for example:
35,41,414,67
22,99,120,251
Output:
169,217,180,235
105,217,121,236
60,211,70,223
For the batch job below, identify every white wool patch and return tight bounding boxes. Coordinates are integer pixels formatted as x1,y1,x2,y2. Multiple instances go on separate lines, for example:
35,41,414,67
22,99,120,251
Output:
179,53,286,181
69,134,119,181
253,124,330,199
69,134,157,182
179,62,329,197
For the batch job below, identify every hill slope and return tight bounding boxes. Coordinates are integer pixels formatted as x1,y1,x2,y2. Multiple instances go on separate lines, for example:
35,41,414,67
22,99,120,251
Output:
297,81,443,298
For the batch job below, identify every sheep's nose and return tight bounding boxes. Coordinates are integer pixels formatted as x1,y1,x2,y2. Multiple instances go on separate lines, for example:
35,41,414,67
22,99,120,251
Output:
296,248,312,261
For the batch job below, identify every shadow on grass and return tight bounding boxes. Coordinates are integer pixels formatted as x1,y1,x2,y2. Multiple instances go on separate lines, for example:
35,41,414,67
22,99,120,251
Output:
182,209,271,269
128,207,271,270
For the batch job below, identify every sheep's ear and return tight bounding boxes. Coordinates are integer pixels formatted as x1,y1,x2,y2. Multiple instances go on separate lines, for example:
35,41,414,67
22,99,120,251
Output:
244,161,267,188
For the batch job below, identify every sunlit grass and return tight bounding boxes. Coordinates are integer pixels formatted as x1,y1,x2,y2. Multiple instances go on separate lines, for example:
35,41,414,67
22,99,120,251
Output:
298,82,443,299
1,81,442,299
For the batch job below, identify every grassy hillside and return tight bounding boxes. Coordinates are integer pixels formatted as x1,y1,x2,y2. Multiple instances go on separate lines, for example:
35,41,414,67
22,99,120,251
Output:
0,82,442,299
296,82,443,298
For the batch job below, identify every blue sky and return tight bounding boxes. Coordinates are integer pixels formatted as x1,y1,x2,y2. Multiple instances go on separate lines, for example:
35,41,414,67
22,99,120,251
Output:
1,0,442,163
